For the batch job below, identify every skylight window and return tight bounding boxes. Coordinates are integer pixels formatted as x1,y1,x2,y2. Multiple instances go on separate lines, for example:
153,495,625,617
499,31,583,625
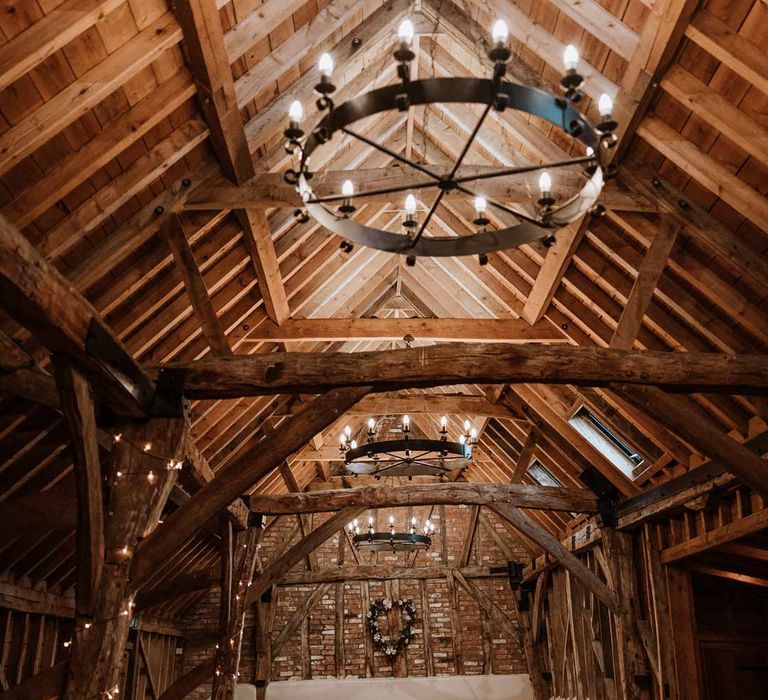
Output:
568,406,644,479
527,460,562,488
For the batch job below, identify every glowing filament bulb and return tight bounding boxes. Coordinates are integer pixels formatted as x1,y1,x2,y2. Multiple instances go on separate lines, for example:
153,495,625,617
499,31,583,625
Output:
598,93,613,117
143,442,152,452
539,171,552,194
470,427,478,440
402,414,410,428
404,193,417,216
113,433,122,443
398,19,415,44
474,196,487,215
464,419,471,433
121,545,129,556
440,415,448,428
563,44,579,71
389,515,395,526
288,100,303,122
368,516,374,527
350,440,357,450
318,52,334,77
586,146,594,156
344,425,352,436
147,470,156,484
459,434,466,445
491,19,509,44
368,417,376,430
340,432,347,445
342,179,354,197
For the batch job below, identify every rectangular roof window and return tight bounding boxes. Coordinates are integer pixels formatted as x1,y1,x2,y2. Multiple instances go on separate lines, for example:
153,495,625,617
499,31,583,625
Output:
568,406,644,479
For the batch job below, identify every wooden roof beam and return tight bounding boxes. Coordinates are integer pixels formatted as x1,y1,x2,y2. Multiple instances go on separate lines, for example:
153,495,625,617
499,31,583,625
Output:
637,116,768,234
235,317,564,343
173,0,289,323
246,482,599,515
160,215,232,357
130,387,371,589
154,344,768,398
0,214,152,417
610,217,681,349
685,9,768,97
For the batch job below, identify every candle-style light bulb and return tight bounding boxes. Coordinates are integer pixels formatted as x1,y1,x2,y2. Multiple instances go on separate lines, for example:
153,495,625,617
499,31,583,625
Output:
398,19,415,45
474,196,487,215
340,433,347,444
344,425,352,436
539,171,552,194
598,93,613,117
470,427,478,441
440,415,448,427
404,194,417,216
342,179,354,197
368,516,374,526
586,146,594,156
459,434,466,445
464,419,471,433
402,414,410,428
563,44,579,71
389,515,395,526
368,417,376,430
350,439,357,450
411,516,417,525
491,19,509,45
288,100,303,122
318,52,334,77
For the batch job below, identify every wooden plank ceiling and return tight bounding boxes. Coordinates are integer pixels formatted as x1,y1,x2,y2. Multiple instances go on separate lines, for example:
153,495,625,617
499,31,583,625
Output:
0,0,766,615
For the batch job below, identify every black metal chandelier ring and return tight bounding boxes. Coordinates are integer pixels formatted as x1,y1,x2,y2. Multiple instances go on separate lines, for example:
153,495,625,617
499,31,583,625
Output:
291,77,606,257
344,437,472,477
352,531,432,552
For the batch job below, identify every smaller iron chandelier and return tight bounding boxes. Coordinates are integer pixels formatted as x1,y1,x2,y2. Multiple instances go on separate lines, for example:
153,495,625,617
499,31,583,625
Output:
348,514,436,552
339,415,477,478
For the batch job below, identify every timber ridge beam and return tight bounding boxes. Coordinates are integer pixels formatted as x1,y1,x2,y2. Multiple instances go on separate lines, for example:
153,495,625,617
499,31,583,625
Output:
153,344,768,397
246,482,599,514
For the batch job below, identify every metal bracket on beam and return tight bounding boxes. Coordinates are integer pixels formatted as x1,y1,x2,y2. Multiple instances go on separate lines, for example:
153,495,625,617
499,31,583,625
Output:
149,367,189,419
249,510,266,529
85,318,154,412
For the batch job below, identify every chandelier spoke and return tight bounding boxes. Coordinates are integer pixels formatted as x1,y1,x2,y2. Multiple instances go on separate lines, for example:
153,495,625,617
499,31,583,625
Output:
341,126,443,182
452,154,596,186
449,103,492,179
307,178,438,205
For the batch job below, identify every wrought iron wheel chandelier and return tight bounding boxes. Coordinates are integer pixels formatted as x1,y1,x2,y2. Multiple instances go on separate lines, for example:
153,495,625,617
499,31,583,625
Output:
283,17,619,264
348,513,436,552
339,415,477,478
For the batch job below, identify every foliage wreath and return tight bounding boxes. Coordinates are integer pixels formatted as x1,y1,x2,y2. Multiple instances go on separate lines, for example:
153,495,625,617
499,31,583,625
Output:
365,598,416,657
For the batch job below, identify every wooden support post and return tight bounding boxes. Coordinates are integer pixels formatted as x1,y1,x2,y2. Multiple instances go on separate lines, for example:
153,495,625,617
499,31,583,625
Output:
642,524,677,700
509,581,549,700
63,417,188,700
601,528,648,699
52,359,104,619
252,586,274,700
211,520,234,699
460,506,480,567
665,567,702,700
213,526,263,699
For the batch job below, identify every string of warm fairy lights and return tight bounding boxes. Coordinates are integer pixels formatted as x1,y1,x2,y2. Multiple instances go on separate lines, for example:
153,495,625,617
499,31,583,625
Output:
109,432,184,483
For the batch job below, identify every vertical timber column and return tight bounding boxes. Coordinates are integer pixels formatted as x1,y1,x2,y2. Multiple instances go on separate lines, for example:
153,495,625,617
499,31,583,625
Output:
510,587,549,700
64,417,188,699
602,528,648,700
213,524,263,699
253,586,274,700
665,566,702,700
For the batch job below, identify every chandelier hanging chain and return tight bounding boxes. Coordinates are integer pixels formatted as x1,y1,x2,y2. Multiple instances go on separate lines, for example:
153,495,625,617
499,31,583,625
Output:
284,16,617,260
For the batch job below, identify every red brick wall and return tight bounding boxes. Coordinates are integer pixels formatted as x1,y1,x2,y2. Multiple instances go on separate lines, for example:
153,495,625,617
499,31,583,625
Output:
179,505,529,698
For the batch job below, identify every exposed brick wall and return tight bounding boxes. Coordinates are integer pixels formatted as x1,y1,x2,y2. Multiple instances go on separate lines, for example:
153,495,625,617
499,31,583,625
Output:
179,505,529,698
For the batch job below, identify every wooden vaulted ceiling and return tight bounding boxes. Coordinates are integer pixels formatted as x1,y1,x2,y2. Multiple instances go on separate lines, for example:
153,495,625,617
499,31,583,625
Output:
0,0,767,615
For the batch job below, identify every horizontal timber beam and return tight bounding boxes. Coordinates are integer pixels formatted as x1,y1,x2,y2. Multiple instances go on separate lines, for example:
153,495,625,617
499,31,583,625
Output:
279,564,508,585
239,318,565,343
185,166,655,212
154,345,768,397
247,482,598,514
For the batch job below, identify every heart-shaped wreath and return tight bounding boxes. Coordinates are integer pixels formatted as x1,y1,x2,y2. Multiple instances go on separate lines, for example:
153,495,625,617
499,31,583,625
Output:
366,598,416,657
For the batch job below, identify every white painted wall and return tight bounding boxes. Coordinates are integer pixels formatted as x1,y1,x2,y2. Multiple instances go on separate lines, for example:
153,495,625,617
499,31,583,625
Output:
232,674,534,700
